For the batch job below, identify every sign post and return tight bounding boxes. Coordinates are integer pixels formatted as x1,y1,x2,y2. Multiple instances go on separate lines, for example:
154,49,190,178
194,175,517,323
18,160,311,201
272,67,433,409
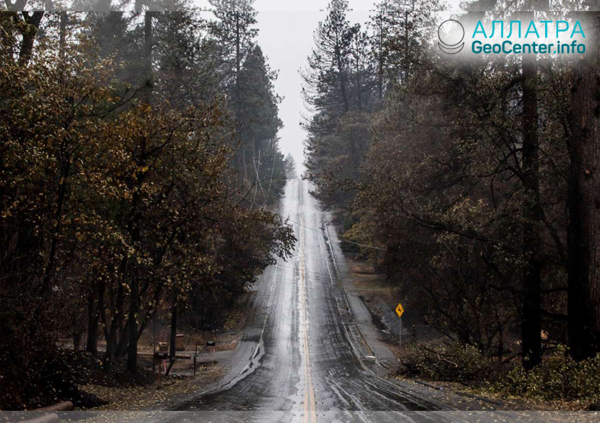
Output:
395,302,405,347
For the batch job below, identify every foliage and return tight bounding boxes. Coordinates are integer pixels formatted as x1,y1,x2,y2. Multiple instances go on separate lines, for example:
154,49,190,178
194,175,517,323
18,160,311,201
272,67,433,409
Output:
402,342,498,386
494,346,600,402
404,343,600,403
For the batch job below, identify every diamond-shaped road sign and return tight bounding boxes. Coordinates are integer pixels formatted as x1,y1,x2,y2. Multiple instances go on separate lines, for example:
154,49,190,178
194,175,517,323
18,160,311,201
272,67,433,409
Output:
395,302,405,318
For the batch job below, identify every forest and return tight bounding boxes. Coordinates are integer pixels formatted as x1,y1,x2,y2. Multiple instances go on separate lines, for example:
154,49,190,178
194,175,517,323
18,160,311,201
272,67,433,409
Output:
0,0,296,410
303,0,600,389
3,0,600,414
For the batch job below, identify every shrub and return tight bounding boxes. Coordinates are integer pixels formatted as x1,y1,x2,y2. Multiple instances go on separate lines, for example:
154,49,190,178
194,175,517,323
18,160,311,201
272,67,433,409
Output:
402,342,498,386
494,346,600,402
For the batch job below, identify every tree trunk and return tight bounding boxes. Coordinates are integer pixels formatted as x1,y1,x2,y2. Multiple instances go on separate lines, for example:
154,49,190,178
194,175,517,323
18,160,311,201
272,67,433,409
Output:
335,48,349,114
356,57,363,113
141,11,154,104
242,148,248,182
59,11,67,59
86,289,99,354
520,10,542,370
73,333,81,352
116,315,130,357
104,280,124,369
18,11,44,65
126,278,139,373
567,12,600,361
234,12,248,182
123,10,153,374
169,296,178,362
377,14,384,105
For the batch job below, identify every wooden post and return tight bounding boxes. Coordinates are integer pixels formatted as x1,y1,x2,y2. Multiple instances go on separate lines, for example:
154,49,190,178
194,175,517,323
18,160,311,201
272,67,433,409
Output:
152,311,156,373
158,358,162,383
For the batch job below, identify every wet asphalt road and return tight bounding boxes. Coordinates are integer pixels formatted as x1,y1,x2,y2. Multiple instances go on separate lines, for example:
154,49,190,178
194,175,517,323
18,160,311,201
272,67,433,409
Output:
163,179,464,422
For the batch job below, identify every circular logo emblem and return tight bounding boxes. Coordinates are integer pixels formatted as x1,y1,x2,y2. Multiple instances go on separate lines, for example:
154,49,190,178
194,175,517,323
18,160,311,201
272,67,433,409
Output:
438,19,465,54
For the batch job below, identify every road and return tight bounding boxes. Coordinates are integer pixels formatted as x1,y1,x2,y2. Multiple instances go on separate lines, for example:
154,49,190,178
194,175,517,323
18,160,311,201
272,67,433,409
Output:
145,179,593,423
151,179,454,422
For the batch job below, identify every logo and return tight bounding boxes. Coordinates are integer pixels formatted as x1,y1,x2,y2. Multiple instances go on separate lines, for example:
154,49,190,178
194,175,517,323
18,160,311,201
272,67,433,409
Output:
470,19,587,56
438,19,465,54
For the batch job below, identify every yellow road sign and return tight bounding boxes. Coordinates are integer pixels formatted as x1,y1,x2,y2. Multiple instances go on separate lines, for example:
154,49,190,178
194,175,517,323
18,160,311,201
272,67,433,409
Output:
395,302,405,318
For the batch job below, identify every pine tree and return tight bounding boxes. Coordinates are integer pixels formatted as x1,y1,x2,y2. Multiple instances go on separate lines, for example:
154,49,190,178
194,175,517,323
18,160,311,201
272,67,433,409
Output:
237,46,285,204
301,0,359,128
284,154,297,179
209,0,259,180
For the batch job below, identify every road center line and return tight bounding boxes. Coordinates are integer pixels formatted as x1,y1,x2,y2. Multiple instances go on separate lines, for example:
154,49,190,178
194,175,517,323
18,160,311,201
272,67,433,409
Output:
299,212,317,423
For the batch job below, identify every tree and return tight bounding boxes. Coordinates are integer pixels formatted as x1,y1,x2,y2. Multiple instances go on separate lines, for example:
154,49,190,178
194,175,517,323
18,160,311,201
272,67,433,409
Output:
302,0,356,126
284,154,297,179
567,11,600,361
302,0,378,211
519,4,545,370
236,45,285,204
2,0,45,66
153,11,221,106
368,0,441,103
209,0,259,180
